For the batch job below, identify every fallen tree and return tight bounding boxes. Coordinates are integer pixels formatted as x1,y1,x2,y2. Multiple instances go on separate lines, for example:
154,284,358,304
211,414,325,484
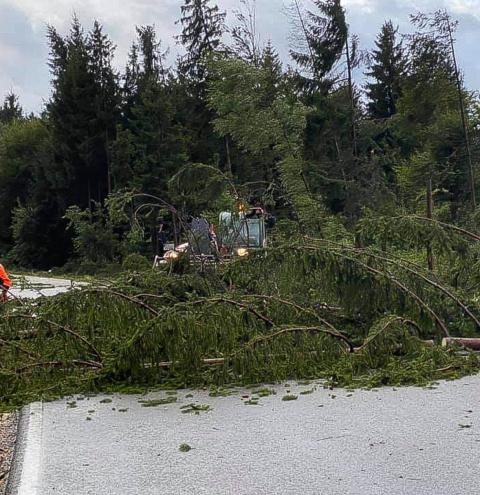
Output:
2,225,480,410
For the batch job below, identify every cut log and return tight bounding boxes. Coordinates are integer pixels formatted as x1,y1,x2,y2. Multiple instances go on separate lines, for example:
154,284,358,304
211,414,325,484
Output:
442,338,480,351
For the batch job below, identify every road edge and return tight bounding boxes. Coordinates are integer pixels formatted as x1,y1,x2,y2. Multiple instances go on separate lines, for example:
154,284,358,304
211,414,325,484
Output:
5,403,43,495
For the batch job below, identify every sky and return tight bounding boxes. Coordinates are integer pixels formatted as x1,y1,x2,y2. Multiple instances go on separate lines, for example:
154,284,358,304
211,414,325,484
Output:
1,0,480,113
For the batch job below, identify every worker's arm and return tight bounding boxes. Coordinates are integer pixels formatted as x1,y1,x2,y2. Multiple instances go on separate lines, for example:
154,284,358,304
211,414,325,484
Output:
0,265,12,290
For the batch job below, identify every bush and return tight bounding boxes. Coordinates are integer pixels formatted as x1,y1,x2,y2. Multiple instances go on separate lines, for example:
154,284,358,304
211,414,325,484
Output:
122,253,151,271
64,203,122,264
11,201,72,269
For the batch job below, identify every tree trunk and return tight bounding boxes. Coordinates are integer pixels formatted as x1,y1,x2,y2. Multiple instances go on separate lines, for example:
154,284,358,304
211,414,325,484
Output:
447,18,476,210
426,177,435,271
345,39,358,158
442,338,480,351
225,136,233,176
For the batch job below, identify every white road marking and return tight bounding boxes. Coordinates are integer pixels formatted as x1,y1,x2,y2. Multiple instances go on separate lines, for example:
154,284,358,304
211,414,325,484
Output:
16,402,43,495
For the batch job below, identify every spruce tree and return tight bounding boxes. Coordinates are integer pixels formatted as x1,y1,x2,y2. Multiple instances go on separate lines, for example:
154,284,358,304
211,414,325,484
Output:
290,0,348,93
87,20,120,195
261,41,283,104
29,17,121,265
0,93,23,125
177,0,226,82
47,17,119,207
176,0,226,164
394,12,473,213
366,21,406,119
47,16,96,208
113,26,187,197
233,42,283,190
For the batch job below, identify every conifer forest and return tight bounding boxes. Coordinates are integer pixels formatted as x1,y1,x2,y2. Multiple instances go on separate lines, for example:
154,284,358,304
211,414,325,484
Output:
2,0,480,409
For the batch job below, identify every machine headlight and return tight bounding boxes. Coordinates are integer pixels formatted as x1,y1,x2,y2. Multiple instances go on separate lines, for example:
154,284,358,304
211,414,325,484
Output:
165,250,180,260
236,248,249,257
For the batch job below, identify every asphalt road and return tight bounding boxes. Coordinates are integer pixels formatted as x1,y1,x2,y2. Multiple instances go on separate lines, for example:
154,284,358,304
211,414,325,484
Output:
7,376,480,495
9,276,85,300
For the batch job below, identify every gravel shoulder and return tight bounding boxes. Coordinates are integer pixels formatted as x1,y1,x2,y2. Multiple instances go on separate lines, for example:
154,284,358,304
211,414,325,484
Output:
0,414,17,495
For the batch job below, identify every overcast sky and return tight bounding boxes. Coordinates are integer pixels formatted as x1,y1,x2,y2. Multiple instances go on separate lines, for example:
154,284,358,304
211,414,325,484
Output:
1,0,480,113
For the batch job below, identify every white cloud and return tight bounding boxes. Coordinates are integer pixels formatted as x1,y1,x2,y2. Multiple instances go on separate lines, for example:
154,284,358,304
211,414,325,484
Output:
450,0,480,18
0,43,20,64
2,0,187,73
4,0,179,32
2,0,480,113
342,0,376,13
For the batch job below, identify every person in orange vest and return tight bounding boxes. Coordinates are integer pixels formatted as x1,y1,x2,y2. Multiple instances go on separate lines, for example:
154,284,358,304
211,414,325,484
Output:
0,264,12,302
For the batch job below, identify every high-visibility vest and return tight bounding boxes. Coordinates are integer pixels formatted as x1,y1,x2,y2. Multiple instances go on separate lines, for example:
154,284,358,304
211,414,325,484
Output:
0,264,12,288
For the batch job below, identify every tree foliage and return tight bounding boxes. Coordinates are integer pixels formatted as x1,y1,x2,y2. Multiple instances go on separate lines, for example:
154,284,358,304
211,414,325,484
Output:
0,4,477,277
290,0,348,93
2,5,480,406
365,21,406,119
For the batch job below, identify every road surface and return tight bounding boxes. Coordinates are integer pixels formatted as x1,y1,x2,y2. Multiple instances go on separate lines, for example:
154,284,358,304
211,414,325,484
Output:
7,376,480,495
10,275,85,300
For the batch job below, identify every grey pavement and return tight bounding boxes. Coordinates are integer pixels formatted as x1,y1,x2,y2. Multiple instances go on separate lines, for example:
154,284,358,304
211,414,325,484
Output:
7,376,480,495
10,276,85,300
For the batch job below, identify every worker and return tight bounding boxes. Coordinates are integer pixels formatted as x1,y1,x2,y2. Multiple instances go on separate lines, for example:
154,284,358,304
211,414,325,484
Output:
0,263,12,302
208,223,219,253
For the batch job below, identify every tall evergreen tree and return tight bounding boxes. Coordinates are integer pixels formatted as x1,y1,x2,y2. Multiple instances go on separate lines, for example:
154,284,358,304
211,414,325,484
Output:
231,42,283,191
17,16,122,266
366,21,406,119
87,21,120,195
393,13,473,213
261,41,283,104
113,26,187,197
0,93,23,125
177,0,226,82
47,16,119,208
290,0,348,93
47,17,95,208
176,0,226,164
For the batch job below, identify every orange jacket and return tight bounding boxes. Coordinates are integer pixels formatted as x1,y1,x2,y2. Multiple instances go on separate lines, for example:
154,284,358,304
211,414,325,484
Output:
0,264,12,289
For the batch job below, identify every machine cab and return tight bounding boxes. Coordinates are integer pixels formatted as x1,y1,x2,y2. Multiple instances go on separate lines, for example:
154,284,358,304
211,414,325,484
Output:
219,207,267,256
